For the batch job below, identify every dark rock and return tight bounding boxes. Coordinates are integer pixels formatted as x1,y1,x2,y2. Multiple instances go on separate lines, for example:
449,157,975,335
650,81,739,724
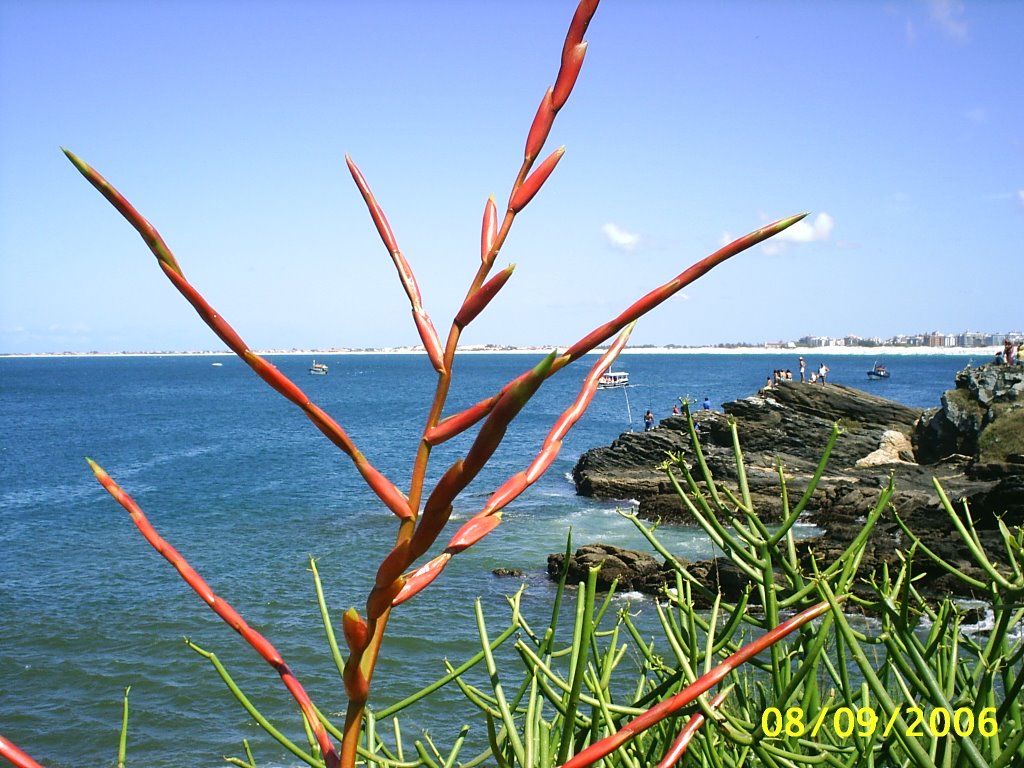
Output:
559,363,1024,601
548,544,672,594
492,568,524,578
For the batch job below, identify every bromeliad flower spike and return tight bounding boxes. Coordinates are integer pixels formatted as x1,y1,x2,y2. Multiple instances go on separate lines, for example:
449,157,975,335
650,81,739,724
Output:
44,1,807,767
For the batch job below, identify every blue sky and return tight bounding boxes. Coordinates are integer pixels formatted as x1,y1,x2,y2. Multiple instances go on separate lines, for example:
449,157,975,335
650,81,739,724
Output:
1,0,1020,353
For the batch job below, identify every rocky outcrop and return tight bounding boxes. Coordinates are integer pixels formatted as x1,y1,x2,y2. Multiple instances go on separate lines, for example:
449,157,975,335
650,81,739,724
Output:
915,364,1024,471
561,363,1024,600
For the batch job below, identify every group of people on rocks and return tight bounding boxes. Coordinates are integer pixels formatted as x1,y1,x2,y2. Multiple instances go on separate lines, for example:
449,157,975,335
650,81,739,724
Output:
645,396,712,432
764,357,829,389
996,338,1021,366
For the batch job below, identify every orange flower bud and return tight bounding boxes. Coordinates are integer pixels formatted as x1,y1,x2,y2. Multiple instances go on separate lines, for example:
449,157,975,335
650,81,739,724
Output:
445,514,501,554
509,147,564,213
455,264,515,329
341,607,369,654
525,88,556,161
552,42,587,111
481,196,498,262
391,554,451,607
413,309,445,374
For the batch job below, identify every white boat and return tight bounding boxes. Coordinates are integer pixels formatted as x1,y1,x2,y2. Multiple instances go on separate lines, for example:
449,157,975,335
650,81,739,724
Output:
309,360,329,375
867,362,890,380
597,371,629,389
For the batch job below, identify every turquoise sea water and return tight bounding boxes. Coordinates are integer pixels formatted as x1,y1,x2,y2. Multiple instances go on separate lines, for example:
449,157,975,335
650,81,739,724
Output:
0,352,977,767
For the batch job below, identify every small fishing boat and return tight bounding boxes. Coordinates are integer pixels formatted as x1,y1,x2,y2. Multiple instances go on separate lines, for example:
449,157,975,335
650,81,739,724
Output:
867,362,890,380
597,371,629,389
309,360,329,375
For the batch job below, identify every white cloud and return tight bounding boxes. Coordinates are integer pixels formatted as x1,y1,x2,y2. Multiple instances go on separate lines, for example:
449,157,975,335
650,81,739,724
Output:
601,223,641,252
1018,190,1024,208
965,107,988,124
928,0,968,41
762,212,834,256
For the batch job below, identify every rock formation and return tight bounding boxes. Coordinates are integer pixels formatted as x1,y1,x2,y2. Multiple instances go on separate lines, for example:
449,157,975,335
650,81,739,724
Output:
560,363,1024,601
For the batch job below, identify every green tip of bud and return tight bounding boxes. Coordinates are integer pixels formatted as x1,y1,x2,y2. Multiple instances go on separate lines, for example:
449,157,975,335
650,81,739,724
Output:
531,350,558,379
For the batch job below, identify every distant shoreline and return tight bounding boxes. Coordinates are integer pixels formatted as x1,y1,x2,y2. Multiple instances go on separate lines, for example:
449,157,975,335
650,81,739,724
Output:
0,345,1000,359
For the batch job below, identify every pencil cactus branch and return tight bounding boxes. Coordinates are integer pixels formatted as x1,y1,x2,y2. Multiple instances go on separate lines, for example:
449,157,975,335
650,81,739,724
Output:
559,600,832,768
86,458,340,768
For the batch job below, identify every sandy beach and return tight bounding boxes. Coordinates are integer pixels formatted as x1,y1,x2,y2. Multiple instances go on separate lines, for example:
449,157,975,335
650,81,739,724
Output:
1,344,1002,359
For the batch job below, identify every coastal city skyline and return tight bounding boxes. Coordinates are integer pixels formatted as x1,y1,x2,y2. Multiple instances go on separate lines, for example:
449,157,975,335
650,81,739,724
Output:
4,327,1020,357
2,2,1021,355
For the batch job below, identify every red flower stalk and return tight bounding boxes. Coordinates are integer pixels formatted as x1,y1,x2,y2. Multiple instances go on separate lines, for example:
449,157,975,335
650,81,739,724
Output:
345,154,400,256
0,736,45,768
412,353,554,565
654,689,730,768
481,195,498,262
87,459,340,768
479,324,632,517
552,43,587,111
410,460,463,559
63,149,183,277
509,147,565,213
64,151,413,523
393,513,501,605
563,214,807,363
455,264,515,329
425,388,506,446
461,351,556,479
396,326,633,606
365,577,405,621
525,88,556,162
559,601,831,768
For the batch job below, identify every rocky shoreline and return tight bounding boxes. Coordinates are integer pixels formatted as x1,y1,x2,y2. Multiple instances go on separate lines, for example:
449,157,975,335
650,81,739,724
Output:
554,363,1024,603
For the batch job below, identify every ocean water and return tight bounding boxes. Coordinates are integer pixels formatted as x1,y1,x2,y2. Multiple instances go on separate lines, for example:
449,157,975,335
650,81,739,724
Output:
0,352,975,767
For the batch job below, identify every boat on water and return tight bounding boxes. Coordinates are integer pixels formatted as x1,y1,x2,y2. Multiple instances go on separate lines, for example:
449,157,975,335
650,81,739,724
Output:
867,362,890,380
309,360,329,375
597,371,629,389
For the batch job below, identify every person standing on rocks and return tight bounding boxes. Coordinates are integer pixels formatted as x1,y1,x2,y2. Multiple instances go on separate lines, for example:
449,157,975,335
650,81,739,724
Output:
799,356,806,382
644,410,654,431
818,362,829,384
